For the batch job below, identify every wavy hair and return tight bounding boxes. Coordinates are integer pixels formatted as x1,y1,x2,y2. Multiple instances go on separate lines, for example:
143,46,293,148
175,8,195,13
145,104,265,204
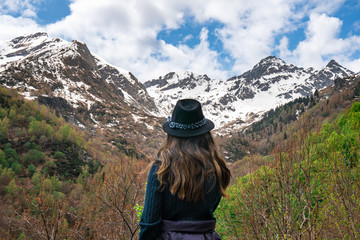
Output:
156,132,231,202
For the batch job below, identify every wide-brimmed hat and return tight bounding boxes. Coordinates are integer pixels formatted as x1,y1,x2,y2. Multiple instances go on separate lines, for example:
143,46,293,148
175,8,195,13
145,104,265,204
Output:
162,99,215,137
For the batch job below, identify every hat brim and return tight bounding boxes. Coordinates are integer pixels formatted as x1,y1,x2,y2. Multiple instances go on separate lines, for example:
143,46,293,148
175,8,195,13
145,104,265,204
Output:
162,119,215,137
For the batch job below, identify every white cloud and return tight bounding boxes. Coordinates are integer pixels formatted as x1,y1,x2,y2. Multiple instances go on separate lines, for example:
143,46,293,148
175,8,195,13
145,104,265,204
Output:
0,15,42,41
305,0,346,15
343,58,360,73
183,34,193,43
282,13,360,71
212,0,299,73
278,36,293,62
0,0,360,80
0,0,42,17
125,27,227,80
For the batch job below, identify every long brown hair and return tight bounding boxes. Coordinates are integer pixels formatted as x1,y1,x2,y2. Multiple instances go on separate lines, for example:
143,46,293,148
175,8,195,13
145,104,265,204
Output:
156,132,231,202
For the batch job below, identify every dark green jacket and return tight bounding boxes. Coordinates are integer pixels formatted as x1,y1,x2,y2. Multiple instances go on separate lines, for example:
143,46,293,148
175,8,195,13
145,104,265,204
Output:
139,162,222,240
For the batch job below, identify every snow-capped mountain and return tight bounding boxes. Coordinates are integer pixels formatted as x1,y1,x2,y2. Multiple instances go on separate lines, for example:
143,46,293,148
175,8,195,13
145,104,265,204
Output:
0,32,355,139
0,33,163,147
145,56,354,132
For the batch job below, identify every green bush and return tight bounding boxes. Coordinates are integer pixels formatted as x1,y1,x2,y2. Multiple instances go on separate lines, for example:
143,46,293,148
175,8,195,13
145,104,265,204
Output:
0,108,7,118
26,141,39,150
28,120,55,139
27,164,37,176
216,102,360,239
0,117,9,140
57,124,84,147
24,149,46,166
10,162,22,175
0,150,7,168
54,151,65,160
4,147,20,163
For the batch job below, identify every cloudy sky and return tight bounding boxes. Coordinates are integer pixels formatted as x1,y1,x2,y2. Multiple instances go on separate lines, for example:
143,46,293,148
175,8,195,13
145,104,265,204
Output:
0,0,360,82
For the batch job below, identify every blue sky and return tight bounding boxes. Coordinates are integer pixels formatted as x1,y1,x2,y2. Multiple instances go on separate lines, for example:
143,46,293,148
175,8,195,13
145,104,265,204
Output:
0,0,359,81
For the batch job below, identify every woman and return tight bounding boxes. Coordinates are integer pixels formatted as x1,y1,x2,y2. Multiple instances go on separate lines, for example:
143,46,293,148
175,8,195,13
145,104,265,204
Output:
139,99,231,240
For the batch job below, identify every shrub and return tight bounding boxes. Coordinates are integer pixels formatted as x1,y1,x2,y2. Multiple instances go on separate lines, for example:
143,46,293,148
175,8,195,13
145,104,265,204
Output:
24,149,46,166
0,108,7,118
26,141,39,150
0,117,9,140
0,150,7,168
54,151,65,160
27,164,37,176
10,162,22,175
57,124,84,147
28,120,55,139
4,147,20,162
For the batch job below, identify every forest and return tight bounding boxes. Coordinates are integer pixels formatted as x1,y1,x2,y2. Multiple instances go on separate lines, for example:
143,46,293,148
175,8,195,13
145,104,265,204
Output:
216,101,360,239
0,75,359,239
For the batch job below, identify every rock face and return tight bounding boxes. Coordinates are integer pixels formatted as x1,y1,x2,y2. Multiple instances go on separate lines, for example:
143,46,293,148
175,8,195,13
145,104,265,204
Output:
0,32,163,150
145,56,354,132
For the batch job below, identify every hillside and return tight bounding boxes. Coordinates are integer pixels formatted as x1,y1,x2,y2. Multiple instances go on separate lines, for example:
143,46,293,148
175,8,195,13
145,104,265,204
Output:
0,32,165,157
220,74,360,163
216,100,360,239
0,85,148,239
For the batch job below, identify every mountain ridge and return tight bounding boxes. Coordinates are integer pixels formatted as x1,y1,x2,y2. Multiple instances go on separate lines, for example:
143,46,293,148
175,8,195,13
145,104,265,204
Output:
145,55,354,133
0,32,357,136
0,32,164,155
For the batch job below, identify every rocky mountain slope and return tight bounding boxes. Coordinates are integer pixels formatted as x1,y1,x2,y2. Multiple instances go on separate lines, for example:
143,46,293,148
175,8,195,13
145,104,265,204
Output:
0,32,164,152
0,32,356,140
145,56,354,133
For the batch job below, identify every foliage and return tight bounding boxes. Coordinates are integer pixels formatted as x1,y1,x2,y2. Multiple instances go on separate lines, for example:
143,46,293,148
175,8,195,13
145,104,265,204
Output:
216,102,360,239
0,85,149,239
24,149,46,166
28,120,54,140
0,117,9,141
0,85,99,178
80,157,146,239
57,123,84,147
0,149,7,168
27,164,37,176
53,151,65,160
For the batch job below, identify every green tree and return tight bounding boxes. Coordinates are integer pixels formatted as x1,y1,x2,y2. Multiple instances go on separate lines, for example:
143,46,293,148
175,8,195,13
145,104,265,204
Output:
0,149,8,168
27,164,37,176
57,124,72,142
4,179,22,199
11,162,22,175
4,147,20,163
28,120,55,139
8,106,17,119
54,151,65,160
0,108,7,118
24,149,46,166
0,117,9,140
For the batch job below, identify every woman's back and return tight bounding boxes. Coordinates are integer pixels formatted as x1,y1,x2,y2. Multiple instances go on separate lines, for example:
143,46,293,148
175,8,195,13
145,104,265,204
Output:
139,99,230,240
148,162,221,220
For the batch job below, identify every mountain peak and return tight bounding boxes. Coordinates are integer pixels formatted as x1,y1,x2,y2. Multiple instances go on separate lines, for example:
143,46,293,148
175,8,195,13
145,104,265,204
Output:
326,59,341,68
259,56,285,65
252,56,287,71
323,59,353,75
326,59,340,67
9,32,49,45
239,56,290,81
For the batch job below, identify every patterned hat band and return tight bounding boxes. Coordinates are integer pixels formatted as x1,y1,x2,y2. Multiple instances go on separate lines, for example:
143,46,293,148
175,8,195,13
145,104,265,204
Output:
167,117,207,130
